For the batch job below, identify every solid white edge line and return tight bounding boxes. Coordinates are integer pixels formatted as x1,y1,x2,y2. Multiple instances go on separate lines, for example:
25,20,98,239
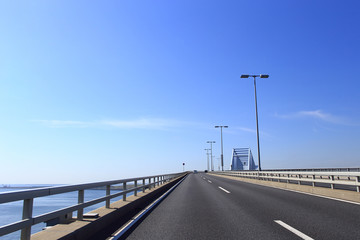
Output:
109,176,186,240
218,186,230,193
274,220,314,240
215,175,360,206
262,184,360,206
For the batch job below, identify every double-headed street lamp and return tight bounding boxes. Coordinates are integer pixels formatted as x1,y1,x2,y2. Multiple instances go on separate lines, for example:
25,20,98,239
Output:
206,141,215,171
215,125,228,171
240,74,269,171
204,148,210,171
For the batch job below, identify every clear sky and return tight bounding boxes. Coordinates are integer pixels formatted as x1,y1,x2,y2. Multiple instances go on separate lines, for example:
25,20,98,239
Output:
1,0,359,184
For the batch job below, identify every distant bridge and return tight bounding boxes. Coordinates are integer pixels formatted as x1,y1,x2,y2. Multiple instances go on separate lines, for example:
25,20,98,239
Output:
230,147,257,170
1,169,360,239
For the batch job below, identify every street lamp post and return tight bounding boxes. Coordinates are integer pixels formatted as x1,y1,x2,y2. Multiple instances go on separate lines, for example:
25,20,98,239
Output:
217,157,221,171
207,141,215,171
204,148,210,171
240,74,269,171
215,125,228,171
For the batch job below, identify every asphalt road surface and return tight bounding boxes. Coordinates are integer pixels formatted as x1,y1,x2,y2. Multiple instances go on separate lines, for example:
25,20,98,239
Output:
123,173,360,239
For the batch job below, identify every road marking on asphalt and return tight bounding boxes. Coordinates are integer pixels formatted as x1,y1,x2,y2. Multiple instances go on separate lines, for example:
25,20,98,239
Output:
218,186,230,193
109,176,186,240
224,176,360,206
208,180,212,183
274,220,314,240
264,185,360,206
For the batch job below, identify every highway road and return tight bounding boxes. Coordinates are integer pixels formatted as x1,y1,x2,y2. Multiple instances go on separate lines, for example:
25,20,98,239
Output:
122,173,360,239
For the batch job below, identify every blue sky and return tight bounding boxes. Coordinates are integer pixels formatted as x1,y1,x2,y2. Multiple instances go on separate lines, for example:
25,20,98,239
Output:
1,0,359,184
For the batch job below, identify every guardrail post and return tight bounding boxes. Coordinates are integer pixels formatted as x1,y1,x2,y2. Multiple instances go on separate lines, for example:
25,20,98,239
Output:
20,198,33,240
330,175,335,189
143,179,146,192
106,185,111,208
356,176,360,192
134,180,138,196
77,190,84,220
148,178,151,190
123,182,127,201
312,175,315,187
153,177,156,188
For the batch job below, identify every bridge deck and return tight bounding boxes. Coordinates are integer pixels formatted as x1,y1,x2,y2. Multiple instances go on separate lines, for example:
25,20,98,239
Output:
123,173,360,239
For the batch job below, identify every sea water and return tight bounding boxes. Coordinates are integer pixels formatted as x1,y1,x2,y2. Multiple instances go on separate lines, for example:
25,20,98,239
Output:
0,186,132,240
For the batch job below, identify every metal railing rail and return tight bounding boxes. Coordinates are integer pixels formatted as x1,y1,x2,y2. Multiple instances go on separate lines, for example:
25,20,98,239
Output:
254,167,360,172
0,172,185,240
213,170,360,192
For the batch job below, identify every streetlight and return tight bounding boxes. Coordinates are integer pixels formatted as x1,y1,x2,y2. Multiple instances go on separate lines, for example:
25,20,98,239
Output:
204,149,210,171
206,141,215,171
240,74,269,171
215,125,228,171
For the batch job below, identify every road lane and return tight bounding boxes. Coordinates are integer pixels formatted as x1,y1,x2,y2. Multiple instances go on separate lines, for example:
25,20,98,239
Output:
204,173,360,239
121,173,360,239
124,173,297,239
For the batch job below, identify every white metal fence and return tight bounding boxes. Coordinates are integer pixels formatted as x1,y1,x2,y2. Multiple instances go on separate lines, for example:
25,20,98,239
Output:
213,170,360,192
0,172,184,240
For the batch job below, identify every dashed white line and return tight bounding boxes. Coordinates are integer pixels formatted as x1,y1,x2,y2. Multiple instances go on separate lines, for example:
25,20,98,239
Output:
218,186,230,193
208,180,212,183
275,220,314,240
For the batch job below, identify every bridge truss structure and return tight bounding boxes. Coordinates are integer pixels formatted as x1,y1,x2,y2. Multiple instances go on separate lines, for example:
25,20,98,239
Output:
230,148,257,171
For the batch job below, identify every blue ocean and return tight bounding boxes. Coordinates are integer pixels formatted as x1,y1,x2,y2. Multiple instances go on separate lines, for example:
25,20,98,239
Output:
0,185,131,240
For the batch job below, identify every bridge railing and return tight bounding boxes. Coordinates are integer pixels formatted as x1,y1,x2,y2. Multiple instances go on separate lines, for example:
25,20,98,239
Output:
256,167,360,172
213,170,360,192
0,172,184,240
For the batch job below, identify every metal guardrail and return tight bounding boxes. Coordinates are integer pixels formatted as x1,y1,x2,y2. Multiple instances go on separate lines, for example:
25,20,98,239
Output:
213,170,360,192
0,172,184,240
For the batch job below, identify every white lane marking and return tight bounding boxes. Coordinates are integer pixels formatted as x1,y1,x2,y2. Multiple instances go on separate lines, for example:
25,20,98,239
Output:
222,177,360,206
109,177,186,240
275,220,314,240
265,185,360,206
218,186,230,193
208,180,212,183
